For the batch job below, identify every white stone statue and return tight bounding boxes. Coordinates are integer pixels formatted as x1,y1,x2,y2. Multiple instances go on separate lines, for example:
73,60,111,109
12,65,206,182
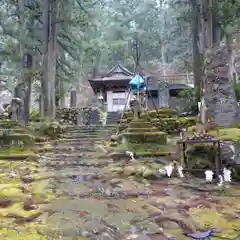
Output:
205,170,214,182
223,168,232,183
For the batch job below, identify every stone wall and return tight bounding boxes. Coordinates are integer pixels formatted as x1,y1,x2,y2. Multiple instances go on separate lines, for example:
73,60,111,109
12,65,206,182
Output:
56,107,100,125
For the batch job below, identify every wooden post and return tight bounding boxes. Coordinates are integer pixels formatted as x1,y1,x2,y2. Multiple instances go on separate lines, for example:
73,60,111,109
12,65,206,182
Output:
182,142,187,167
217,140,222,172
214,141,219,176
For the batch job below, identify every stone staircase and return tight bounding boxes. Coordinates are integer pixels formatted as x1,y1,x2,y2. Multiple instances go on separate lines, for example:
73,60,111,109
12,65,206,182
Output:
40,124,118,236
106,111,121,124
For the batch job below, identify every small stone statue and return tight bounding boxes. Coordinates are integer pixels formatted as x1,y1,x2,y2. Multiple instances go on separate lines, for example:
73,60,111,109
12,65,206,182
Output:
130,95,141,119
7,98,23,121
204,170,214,182
179,128,187,139
223,167,232,183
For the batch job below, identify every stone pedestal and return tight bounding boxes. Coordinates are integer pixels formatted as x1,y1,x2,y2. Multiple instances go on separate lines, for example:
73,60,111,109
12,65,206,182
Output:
204,43,238,127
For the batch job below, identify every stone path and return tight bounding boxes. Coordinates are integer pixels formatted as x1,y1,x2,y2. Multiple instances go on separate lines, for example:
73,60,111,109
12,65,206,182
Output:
38,125,240,240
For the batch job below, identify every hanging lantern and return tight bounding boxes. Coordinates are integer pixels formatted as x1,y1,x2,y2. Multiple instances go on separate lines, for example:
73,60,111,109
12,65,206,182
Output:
129,74,146,94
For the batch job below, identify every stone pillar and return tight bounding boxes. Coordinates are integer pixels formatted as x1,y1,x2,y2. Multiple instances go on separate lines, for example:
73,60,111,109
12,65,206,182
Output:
204,43,238,127
70,90,77,107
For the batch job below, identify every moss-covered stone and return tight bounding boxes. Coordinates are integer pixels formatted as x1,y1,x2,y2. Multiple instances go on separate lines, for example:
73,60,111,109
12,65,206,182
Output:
0,120,21,129
123,108,178,119
0,147,37,160
0,134,36,148
128,120,152,129
121,131,167,144
128,127,158,132
120,116,197,134
34,121,65,140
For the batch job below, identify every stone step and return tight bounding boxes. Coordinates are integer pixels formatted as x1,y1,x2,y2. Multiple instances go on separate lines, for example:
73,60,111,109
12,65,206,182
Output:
66,129,112,133
66,124,116,129
61,133,109,139
59,139,107,144
40,157,111,167
50,144,97,149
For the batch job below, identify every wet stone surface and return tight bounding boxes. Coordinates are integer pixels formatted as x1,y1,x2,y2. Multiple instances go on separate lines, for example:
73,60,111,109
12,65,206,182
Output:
1,125,240,240
40,127,240,239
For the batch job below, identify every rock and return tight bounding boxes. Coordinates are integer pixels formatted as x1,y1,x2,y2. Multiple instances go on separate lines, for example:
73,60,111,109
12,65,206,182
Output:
123,166,138,176
0,197,12,208
110,134,118,142
9,170,17,178
109,151,128,161
108,167,123,174
21,175,34,183
26,154,40,162
23,198,38,211
142,168,158,179
110,178,123,186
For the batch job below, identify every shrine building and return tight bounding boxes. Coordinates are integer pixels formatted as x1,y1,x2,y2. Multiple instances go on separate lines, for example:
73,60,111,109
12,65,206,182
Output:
88,62,193,113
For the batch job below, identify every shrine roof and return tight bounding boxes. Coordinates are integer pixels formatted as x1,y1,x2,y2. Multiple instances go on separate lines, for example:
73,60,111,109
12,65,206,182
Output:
89,62,134,82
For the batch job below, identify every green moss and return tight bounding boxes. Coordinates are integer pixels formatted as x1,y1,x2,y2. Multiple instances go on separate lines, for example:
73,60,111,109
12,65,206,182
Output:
0,128,26,133
0,120,21,129
216,128,240,141
191,207,240,238
0,147,33,155
0,147,37,160
123,108,178,119
0,228,48,240
128,127,158,132
0,184,24,200
121,131,167,144
118,142,172,156
129,121,152,128
34,121,64,140
0,133,35,147
0,202,41,218
142,108,178,118
31,180,49,202
188,127,240,142
120,116,197,134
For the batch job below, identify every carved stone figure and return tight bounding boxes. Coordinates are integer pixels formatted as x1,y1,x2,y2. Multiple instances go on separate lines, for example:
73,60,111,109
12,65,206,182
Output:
130,96,141,119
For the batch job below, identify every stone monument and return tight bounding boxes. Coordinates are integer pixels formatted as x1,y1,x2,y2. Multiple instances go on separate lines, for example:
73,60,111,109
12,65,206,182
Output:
158,81,170,108
204,42,238,127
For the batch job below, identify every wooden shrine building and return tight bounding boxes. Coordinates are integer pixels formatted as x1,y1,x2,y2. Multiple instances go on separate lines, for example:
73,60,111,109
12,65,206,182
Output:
88,62,193,113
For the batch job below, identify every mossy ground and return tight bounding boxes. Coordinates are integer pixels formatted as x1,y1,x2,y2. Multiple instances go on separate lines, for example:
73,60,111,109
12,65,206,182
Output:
118,142,173,156
0,146,52,239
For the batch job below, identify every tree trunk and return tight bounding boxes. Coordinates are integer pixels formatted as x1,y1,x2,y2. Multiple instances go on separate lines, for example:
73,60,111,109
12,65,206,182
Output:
42,0,57,119
47,0,57,118
42,0,50,118
190,0,202,102
23,54,33,125
15,0,25,123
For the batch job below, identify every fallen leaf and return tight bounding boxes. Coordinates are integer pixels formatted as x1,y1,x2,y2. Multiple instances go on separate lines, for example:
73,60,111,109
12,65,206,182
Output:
126,207,136,212
125,234,139,239
79,210,88,217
